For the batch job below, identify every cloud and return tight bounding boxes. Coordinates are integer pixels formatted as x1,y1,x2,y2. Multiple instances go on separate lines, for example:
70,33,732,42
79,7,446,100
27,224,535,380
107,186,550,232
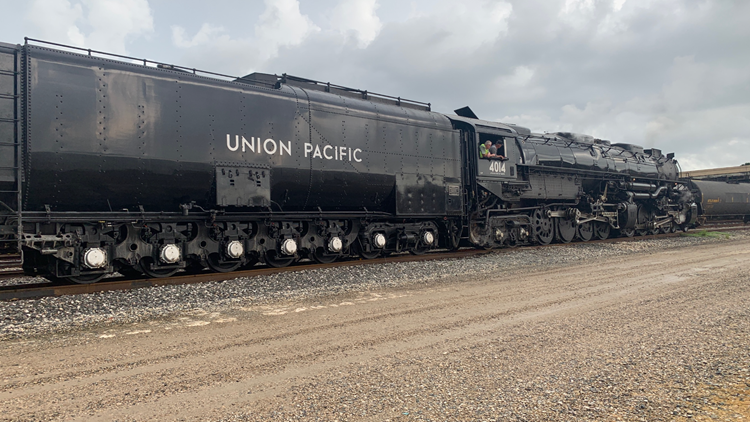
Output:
172,23,228,49
170,0,319,73
25,0,153,54
255,0,320,61
328,0,382,48
26,0,85,46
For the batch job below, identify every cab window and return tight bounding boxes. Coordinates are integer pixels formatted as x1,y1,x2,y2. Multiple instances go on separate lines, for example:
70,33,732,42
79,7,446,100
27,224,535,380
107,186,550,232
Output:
478,135,506,159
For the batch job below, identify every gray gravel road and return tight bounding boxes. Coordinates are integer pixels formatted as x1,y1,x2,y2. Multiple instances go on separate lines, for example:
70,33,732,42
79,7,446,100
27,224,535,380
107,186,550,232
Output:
1,233,749,421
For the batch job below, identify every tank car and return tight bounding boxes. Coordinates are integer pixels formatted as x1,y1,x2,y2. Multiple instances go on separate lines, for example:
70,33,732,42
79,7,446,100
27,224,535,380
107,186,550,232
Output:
687,180,750,224
0,39,697,283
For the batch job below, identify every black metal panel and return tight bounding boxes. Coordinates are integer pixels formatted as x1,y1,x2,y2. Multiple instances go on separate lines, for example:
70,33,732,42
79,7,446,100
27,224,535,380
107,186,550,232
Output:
0,45,16,196
572,147,594,169
558,145,576,168
521,172,581,200
518,139,537,165
611,158,629,174
215,163,270,207
445,177,462,214
301,85,459,215
534,144,562,167
396,173,446,215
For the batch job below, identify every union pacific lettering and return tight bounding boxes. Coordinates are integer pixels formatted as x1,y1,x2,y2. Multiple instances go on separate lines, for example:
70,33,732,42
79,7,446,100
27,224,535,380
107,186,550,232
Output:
226,135,291,156
226,134,363,162
303,143,362,162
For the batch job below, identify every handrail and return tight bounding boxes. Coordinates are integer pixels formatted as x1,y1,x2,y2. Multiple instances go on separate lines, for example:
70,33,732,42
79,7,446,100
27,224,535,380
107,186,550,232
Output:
23,38,432,110
24,37,243,83
281,73,431,110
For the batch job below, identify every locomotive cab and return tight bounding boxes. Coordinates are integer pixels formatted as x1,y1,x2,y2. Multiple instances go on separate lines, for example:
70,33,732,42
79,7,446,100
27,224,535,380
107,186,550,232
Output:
476,128,517,180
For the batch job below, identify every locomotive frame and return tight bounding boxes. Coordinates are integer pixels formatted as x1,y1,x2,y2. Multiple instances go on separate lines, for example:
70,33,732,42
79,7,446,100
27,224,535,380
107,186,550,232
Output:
0,39,699,284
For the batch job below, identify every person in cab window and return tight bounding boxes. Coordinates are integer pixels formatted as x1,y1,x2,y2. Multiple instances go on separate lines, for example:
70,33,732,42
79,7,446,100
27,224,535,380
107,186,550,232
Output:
479,141,492,158
491,141,506,160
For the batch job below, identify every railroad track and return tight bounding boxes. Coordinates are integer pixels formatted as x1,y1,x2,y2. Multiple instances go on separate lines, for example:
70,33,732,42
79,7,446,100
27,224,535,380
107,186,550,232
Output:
0,254,21,268
0,254,24,281
0,248,493,301
1,224,748,302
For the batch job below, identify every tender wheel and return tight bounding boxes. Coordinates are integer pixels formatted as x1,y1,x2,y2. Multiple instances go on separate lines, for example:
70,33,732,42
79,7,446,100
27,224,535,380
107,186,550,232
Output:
183,259,206,275
556,217,576,243
593,222,610,240
409,243,430,255
117,265,144,277
241,254,260,270
207,253,242,273
532,209,554,245
352,239,380,259
264,250,296,268
312,247,338,264
68,274,106,284
140,258,180,278
576,221,594,242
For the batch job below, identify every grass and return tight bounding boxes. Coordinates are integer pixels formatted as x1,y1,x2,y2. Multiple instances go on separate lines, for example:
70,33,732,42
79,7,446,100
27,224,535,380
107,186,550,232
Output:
680,230,732,239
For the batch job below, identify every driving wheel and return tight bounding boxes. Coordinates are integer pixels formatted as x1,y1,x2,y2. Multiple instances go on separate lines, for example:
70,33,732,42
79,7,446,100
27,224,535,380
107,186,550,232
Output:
532,209,554,245
556,217,576,243
577,221,594,242
593,222,610,240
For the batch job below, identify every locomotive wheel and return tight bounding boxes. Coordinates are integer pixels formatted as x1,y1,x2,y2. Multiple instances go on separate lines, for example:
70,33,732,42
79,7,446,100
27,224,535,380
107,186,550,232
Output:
593,222,610,240
117,265,144,277
409,242,430,255
241,254,260,269
619,228,635,237
69,274,106,284
532,209,554,245
312,247,338,264
555,218,576,243
352,240,380,260
264,250,296,268
576,221,594,242
140,258,180,278
207,253,242,273
670,222,679,233
447,222,461,251
183,259,207,275
635,206,656,236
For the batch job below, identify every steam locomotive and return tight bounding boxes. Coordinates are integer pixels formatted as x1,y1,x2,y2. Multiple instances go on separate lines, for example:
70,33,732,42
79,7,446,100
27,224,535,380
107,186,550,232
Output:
0,39,700,283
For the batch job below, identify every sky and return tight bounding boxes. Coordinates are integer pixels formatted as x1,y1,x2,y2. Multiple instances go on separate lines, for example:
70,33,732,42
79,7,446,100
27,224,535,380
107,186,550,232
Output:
1,0,748,170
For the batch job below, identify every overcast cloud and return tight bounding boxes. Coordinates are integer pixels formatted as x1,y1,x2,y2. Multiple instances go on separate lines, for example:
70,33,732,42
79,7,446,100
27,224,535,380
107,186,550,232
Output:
1,0,748,170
